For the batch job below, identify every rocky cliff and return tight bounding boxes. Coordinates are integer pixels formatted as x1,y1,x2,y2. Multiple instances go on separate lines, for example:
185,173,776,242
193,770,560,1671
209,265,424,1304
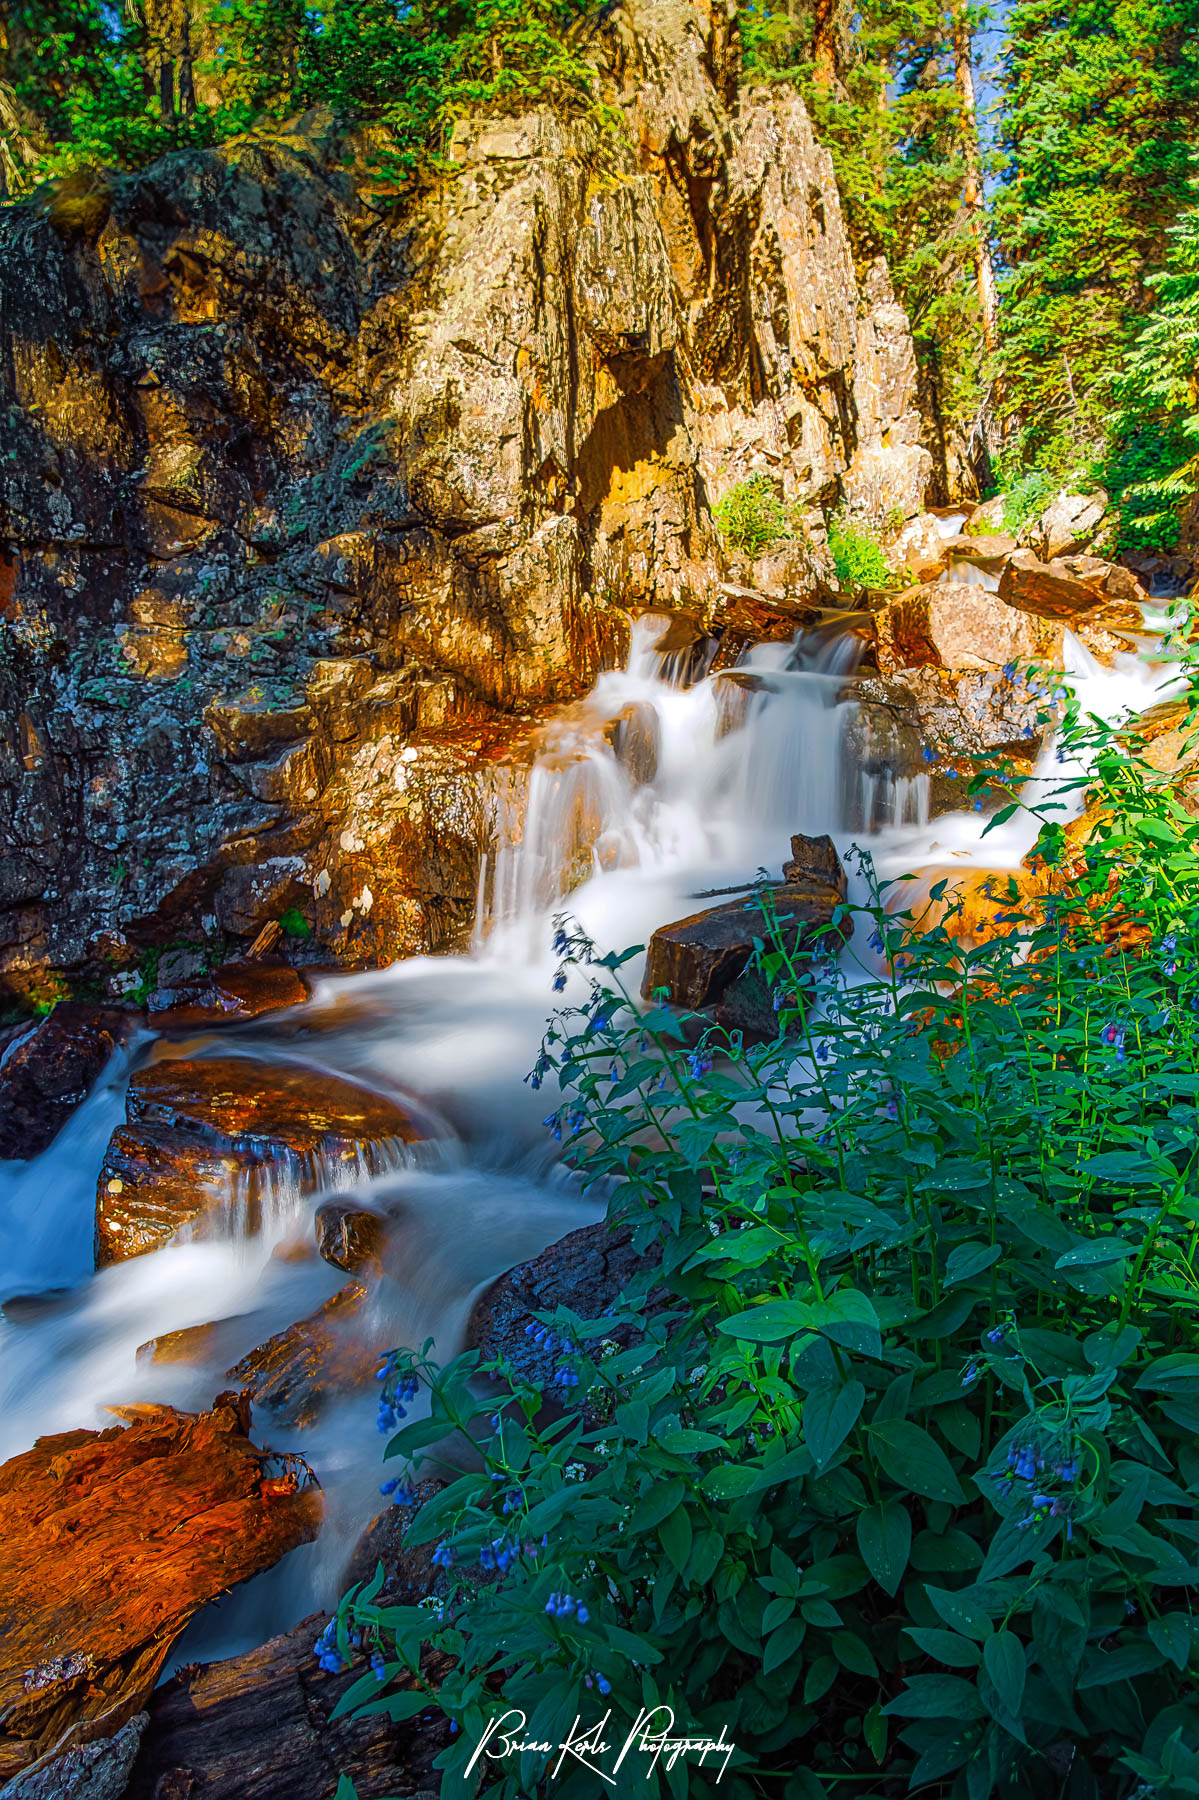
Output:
0,0,929,1003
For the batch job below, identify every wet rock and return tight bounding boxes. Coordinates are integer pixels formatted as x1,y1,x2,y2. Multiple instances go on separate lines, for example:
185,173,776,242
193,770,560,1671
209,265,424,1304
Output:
147,959,310,1029
0,1005,130,1161
0,1710,148,1800
95,1059,424,1266
782,832,846,894
0,1395,320,1779
643,882,850,1009
126,1616,451,1800
998,551,1145,631
1,0,930,993
943,533,1018,566
467,1219,658,1385
314,1202,387,1275
135,1318,250,1368
875,581,1054,675
345,1479,446,1603
226,1283,381,1428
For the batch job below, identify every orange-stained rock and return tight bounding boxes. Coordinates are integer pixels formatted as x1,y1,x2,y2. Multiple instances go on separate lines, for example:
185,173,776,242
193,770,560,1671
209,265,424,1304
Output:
875,580,1057,674
0,1394,320,1778
998,551,1145,630
96,1059,426,1266
226,1283,382,1428
147,958,310,1029
136,1317,250,1367
885,865,1046,953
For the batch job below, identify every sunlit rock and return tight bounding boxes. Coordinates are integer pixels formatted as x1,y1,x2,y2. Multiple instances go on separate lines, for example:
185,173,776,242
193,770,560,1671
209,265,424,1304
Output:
95,1058,426,1265
998,550,1145,631
0,1394,320,1782
314,1201,388,1275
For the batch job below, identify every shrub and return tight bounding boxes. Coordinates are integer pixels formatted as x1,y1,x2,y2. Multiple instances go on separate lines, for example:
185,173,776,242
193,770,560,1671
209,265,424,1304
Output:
712,474,805,558
278,907,311,939
331,632,1199,1798
827,511,897,591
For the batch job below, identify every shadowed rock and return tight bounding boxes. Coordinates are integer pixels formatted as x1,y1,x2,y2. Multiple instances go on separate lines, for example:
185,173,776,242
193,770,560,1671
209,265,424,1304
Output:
643,880,849,1010
0,1005,131,1161
147,959,309,1029
125,1616,450,1800
226,1283,382,1428
0,1396,320,1782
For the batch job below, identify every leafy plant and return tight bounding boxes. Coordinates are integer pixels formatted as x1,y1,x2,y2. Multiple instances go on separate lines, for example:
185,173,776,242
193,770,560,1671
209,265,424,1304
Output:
278,906,311,939
827,511,898,591
712,474,806,558
325,625,1199,1798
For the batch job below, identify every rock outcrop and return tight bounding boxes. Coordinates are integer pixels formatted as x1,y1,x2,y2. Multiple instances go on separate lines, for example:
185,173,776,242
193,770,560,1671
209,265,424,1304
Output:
0,0,929,1003
95,1056,425,1264
0,1005,130,1160
0,1395,320,1785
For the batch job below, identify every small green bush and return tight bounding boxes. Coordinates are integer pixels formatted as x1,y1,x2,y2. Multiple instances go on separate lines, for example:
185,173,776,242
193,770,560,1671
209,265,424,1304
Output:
278,907,311,939
712,474,805,558
827,511,897,590
330,634,1199,1799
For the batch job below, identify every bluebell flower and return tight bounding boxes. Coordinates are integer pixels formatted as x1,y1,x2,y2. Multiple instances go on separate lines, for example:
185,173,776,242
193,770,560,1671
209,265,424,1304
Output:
370,1650,386,1684
552,972,567,993
922,745,936,763
431,1542,457,1569
687,1049,713,1079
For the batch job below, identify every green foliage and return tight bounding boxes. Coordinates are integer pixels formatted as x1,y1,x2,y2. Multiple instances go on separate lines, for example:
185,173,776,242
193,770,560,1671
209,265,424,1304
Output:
712,474,805,558
329,628,1199,1796
1,0,607,192
994,0,1199,461
827,511,897,591
1104,193,1199,551
278,906,311,939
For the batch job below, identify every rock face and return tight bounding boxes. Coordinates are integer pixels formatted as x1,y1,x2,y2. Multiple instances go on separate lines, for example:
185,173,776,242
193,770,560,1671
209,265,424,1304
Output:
0,1395,320,1782
875,581,1058,675
126,1616,451,1800
0,0,928,1001
643,861,849,1009
146,958,309,1028
0,1005,130,1161
95,1057,424,1264
998,551,1145,632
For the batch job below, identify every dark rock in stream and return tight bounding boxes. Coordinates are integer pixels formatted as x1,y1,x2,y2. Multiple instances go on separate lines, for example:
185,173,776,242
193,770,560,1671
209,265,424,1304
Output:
0,1005,132,1161
315,1201,388,1275
227,1282,384,1428
642,876,849,1010
126,1620,451,1800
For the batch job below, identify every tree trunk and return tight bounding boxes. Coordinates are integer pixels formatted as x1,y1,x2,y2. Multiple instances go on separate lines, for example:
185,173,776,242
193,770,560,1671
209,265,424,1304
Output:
951,1,998,351
811,0,837,90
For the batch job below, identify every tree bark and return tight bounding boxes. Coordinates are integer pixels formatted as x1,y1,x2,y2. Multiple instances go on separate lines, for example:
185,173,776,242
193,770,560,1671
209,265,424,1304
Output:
951,1,998,351
811,0,837,90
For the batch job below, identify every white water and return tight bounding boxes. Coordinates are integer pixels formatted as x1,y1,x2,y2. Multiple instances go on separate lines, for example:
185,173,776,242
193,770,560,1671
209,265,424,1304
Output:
0,599,1181,1660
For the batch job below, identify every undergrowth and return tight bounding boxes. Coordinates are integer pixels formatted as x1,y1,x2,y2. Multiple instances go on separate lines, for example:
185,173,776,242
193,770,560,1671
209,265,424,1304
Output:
329,628,1199,1798
713,475,807,559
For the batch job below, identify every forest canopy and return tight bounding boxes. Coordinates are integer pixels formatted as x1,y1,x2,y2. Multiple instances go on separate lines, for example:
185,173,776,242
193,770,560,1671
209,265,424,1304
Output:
3,0,1199,545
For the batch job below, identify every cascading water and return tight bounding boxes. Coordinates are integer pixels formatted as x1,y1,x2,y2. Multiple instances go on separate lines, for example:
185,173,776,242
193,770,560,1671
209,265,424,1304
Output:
0,579,1180,1660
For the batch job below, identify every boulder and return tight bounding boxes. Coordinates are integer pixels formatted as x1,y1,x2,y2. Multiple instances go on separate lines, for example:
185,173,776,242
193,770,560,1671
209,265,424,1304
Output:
0,1711,147,1800
967,496,1006,534
95,1059,425,1266
314,1202,387,1275
643,880,849,1010
1030,489,1108,559
998,551,1145,631
125,1616,451,1800
226,1283,381,1428
345,1479,447,1604
147,958,309,1029
890,511,948,583
875,581,1056,675
467,1219,658,1387
782,832,846,895
0,1006,130,1161
0,1395,320,1780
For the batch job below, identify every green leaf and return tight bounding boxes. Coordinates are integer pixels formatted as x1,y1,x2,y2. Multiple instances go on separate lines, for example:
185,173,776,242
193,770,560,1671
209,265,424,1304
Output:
869,1419,968,1503
1055,1239,1136,1268
716,1300,818,1344
764,1616,805,1673
630,1477,686,1534
983,1631,1026,1718
856,1500,912,1596
884,1675,986,1721
335,1778,359,1800
832,1629,878,1677
659,1505,693,1576
657,1428,726,1454
1148,1613,1194,1671
927,1587,994,1643
803,1379,865,1470
701,1463,762,1498
945,1242,1003,1286
904,1627,983,1669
